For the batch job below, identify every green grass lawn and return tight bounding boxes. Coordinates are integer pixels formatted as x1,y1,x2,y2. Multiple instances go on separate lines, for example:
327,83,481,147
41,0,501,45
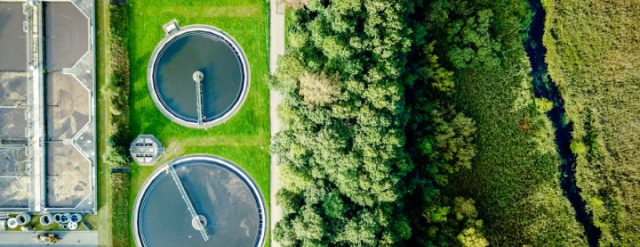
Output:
127,0,270,245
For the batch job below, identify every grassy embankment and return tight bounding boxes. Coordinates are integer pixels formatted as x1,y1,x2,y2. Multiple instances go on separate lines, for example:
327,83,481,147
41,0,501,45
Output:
543,0,640,245
445,1,587,245
127,0,271,246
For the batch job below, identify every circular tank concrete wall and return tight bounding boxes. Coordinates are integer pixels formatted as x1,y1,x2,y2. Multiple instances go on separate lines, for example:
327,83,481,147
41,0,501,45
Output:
147,25,250,128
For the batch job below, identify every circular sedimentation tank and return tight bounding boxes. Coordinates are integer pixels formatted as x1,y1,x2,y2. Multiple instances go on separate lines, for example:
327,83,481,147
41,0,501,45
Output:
133,155,266,247
148,25,250,128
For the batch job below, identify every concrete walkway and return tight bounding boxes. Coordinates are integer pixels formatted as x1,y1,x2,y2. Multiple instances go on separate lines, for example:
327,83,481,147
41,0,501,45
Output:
0,231,98,246
269,0,285,247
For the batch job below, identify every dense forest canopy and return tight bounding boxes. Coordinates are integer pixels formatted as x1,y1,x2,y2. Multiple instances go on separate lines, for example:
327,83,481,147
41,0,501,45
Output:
271,0,639,246
272,0,486,246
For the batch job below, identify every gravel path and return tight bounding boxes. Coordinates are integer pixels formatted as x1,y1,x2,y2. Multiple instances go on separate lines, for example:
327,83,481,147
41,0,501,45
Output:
269,1,285,247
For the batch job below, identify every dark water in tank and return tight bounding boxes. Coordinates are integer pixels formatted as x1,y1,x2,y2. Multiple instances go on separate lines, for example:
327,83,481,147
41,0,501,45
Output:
153,31,244,122
137,162,261,247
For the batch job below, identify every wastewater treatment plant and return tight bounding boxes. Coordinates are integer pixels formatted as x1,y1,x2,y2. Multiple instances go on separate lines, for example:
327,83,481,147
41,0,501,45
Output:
3,0,639,246
134,21,266,247
0,1,266,245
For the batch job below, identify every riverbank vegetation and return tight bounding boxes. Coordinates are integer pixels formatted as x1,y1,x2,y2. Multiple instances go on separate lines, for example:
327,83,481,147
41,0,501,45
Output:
427,0,587,244
543,0,640,245
273,0,590,246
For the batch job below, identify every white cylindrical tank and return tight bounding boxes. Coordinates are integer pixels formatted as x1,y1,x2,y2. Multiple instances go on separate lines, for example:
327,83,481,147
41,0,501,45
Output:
15,213,30,226
7,218,18,229
68,221,78,230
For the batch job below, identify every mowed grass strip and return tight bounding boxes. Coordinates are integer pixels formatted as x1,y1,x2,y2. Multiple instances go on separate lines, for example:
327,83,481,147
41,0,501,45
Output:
127,0,270,245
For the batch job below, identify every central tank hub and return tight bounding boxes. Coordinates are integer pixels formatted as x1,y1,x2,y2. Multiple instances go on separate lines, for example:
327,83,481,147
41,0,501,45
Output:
192,215,208,230
193,70,204,83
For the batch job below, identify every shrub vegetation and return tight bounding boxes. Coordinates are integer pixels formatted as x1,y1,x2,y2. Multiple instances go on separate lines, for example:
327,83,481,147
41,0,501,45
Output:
106,1,131,168
106,2,131,247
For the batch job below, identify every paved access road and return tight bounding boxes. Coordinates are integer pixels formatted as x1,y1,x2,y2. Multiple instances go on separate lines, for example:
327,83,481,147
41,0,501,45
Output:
0,231,98,246
269,1,285,247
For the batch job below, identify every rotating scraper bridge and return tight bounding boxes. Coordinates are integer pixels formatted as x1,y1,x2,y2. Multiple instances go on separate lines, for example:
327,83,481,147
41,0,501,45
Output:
0,0,96,214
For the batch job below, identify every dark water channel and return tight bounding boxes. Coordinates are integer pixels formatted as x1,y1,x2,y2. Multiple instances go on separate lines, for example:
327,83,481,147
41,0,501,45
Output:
525,0,601,246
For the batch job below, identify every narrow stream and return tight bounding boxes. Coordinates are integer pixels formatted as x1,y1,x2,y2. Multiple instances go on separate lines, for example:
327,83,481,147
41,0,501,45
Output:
525,0,601,246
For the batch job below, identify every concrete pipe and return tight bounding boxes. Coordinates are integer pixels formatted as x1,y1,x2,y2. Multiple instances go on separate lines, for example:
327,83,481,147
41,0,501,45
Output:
59,213,71,224
40,214,52,226
16,213,30,225
192,215,208,230
53,214,62,223
15,215,25,225
59,223,68,230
